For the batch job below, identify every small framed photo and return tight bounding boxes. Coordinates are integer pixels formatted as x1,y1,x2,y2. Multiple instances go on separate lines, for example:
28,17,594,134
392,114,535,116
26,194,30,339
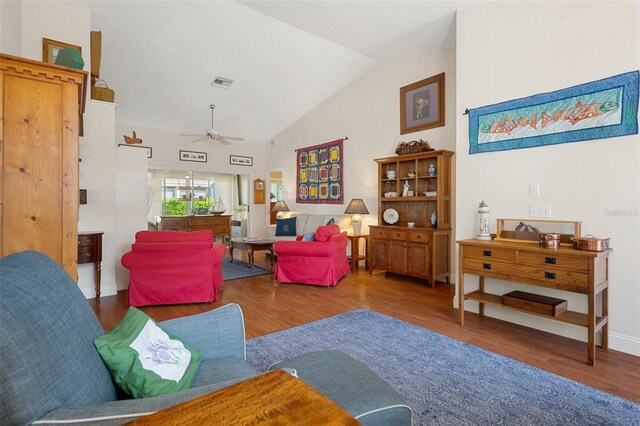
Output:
117,144,152,158
400,72,445,134
180,150,207,163
79,189,87,205
230,155,253,166
42,38,82,64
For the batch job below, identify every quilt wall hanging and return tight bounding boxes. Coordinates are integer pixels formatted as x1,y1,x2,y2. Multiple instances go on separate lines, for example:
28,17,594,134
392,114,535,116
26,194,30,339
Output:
468,71,639,154
296,139,343,204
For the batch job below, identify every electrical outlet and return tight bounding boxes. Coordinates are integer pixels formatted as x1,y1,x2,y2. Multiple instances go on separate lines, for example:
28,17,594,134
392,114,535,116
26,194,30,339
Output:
530,204,552,218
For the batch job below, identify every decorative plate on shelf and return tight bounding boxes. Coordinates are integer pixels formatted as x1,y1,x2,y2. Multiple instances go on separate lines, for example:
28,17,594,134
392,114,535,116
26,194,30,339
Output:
383,208,399,225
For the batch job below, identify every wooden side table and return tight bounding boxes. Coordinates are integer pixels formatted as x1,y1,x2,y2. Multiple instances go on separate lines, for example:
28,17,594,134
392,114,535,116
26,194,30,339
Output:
78,231,103,301
126,370,359,425
347,234,369,272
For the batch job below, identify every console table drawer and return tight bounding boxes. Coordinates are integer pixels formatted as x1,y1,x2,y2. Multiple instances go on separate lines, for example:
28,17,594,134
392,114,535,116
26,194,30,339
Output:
464,245,516,262
462,257,588,289
518,252,588,271
161,218,183,230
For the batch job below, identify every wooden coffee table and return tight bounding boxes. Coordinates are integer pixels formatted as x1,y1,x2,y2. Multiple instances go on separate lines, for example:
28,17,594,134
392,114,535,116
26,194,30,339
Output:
126,370,359,425
229,238,275,269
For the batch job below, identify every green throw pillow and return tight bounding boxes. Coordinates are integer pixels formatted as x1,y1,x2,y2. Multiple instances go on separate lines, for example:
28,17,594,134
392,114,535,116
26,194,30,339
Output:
94,307,202,398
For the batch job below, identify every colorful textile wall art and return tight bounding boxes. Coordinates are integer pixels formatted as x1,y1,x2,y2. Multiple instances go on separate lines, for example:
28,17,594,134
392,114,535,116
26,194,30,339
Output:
468,71,639,154
296,139,343,204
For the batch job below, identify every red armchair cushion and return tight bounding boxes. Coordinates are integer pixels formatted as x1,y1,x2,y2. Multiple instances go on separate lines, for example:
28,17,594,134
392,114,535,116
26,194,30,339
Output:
314,224,340,242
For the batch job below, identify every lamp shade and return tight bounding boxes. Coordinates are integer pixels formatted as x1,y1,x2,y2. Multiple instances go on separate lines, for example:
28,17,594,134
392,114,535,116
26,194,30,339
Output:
271,200,290,213
344,199,369,215
54,48,85,70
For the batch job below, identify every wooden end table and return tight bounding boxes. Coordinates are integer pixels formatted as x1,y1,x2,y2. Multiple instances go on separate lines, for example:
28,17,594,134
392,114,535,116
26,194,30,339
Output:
78,231,103,301
346,234,369,272
126,370,359,425
229,238,275,269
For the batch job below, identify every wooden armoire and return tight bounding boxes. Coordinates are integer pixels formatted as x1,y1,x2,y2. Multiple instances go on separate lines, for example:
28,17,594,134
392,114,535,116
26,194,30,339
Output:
1,54,87,279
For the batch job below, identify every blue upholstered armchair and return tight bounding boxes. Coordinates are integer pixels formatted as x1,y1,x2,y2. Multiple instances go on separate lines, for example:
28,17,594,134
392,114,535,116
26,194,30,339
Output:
1,251,411,425
0,251,258,425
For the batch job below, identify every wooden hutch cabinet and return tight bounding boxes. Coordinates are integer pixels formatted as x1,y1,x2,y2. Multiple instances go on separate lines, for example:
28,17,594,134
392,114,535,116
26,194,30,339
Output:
1,54,87,279
369,150,453,287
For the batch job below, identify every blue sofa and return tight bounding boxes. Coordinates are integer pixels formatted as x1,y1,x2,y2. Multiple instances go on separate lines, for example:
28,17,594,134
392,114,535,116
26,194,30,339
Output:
0,251,411,425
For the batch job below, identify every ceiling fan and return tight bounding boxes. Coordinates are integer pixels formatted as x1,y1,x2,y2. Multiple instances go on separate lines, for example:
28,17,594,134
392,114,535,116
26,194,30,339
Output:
181,104,244,145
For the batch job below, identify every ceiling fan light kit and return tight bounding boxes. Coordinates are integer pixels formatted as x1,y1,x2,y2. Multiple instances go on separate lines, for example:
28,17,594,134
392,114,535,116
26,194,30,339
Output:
181,104,244,145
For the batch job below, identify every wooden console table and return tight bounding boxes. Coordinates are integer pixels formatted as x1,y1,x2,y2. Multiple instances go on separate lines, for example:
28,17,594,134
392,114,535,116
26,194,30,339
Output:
78,231,103,301
126,370,359,425
160,215,231,241
458,239,611,366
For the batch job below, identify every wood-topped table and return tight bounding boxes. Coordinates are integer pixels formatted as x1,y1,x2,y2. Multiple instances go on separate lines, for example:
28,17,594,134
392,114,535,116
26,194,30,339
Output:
229,238,275,269
458,238,611,365
126,370,359,425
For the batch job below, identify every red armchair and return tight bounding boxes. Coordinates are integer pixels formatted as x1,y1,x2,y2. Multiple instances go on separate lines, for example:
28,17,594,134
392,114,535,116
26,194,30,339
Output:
274,225,350,286
121,230,227,306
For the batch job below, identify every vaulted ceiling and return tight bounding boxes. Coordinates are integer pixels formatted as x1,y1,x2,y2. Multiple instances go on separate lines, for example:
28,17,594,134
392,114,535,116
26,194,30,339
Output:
80,1,474,143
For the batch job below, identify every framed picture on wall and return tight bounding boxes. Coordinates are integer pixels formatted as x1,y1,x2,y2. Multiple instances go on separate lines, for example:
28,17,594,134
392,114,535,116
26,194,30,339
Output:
179,150,207,163
230,155,253,166
42,38,82,64
400,72,445,134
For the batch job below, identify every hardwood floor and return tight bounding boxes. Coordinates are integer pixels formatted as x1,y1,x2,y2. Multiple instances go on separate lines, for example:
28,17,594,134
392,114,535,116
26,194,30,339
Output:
90,252,640,403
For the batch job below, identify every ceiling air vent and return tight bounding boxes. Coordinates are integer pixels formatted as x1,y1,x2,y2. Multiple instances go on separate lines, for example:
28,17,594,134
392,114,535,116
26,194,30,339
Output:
211,76,234,89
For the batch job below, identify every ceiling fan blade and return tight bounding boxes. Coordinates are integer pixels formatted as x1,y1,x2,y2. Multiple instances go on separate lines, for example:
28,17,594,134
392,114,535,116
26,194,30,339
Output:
189,137,210,143
181,134,206,137
221,136,245,141
219,138,232,145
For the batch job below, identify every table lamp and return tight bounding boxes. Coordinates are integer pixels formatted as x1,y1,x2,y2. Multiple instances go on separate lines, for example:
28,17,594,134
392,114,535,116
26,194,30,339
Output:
344,198,369,235
271,200,290,219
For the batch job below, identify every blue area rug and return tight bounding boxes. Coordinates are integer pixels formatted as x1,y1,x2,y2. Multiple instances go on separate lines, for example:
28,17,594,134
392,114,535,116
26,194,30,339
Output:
221,258,272,281
246,309,639,425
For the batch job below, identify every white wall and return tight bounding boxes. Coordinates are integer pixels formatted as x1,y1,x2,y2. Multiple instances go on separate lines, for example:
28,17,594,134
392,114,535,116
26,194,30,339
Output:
1,1,22,55
115,148,148,290
18,1,91,107
78,101,117,298
266,50,456,240
456,1,640,355
116,123,267,237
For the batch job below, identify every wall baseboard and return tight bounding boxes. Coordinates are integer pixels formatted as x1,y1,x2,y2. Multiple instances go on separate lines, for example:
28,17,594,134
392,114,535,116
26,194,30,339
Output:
457,298,640,358
81,285,118,300
609,332,640,357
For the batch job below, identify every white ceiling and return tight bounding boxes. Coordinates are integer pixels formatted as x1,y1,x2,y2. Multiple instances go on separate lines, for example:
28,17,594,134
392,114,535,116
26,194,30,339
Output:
79,1,475,144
